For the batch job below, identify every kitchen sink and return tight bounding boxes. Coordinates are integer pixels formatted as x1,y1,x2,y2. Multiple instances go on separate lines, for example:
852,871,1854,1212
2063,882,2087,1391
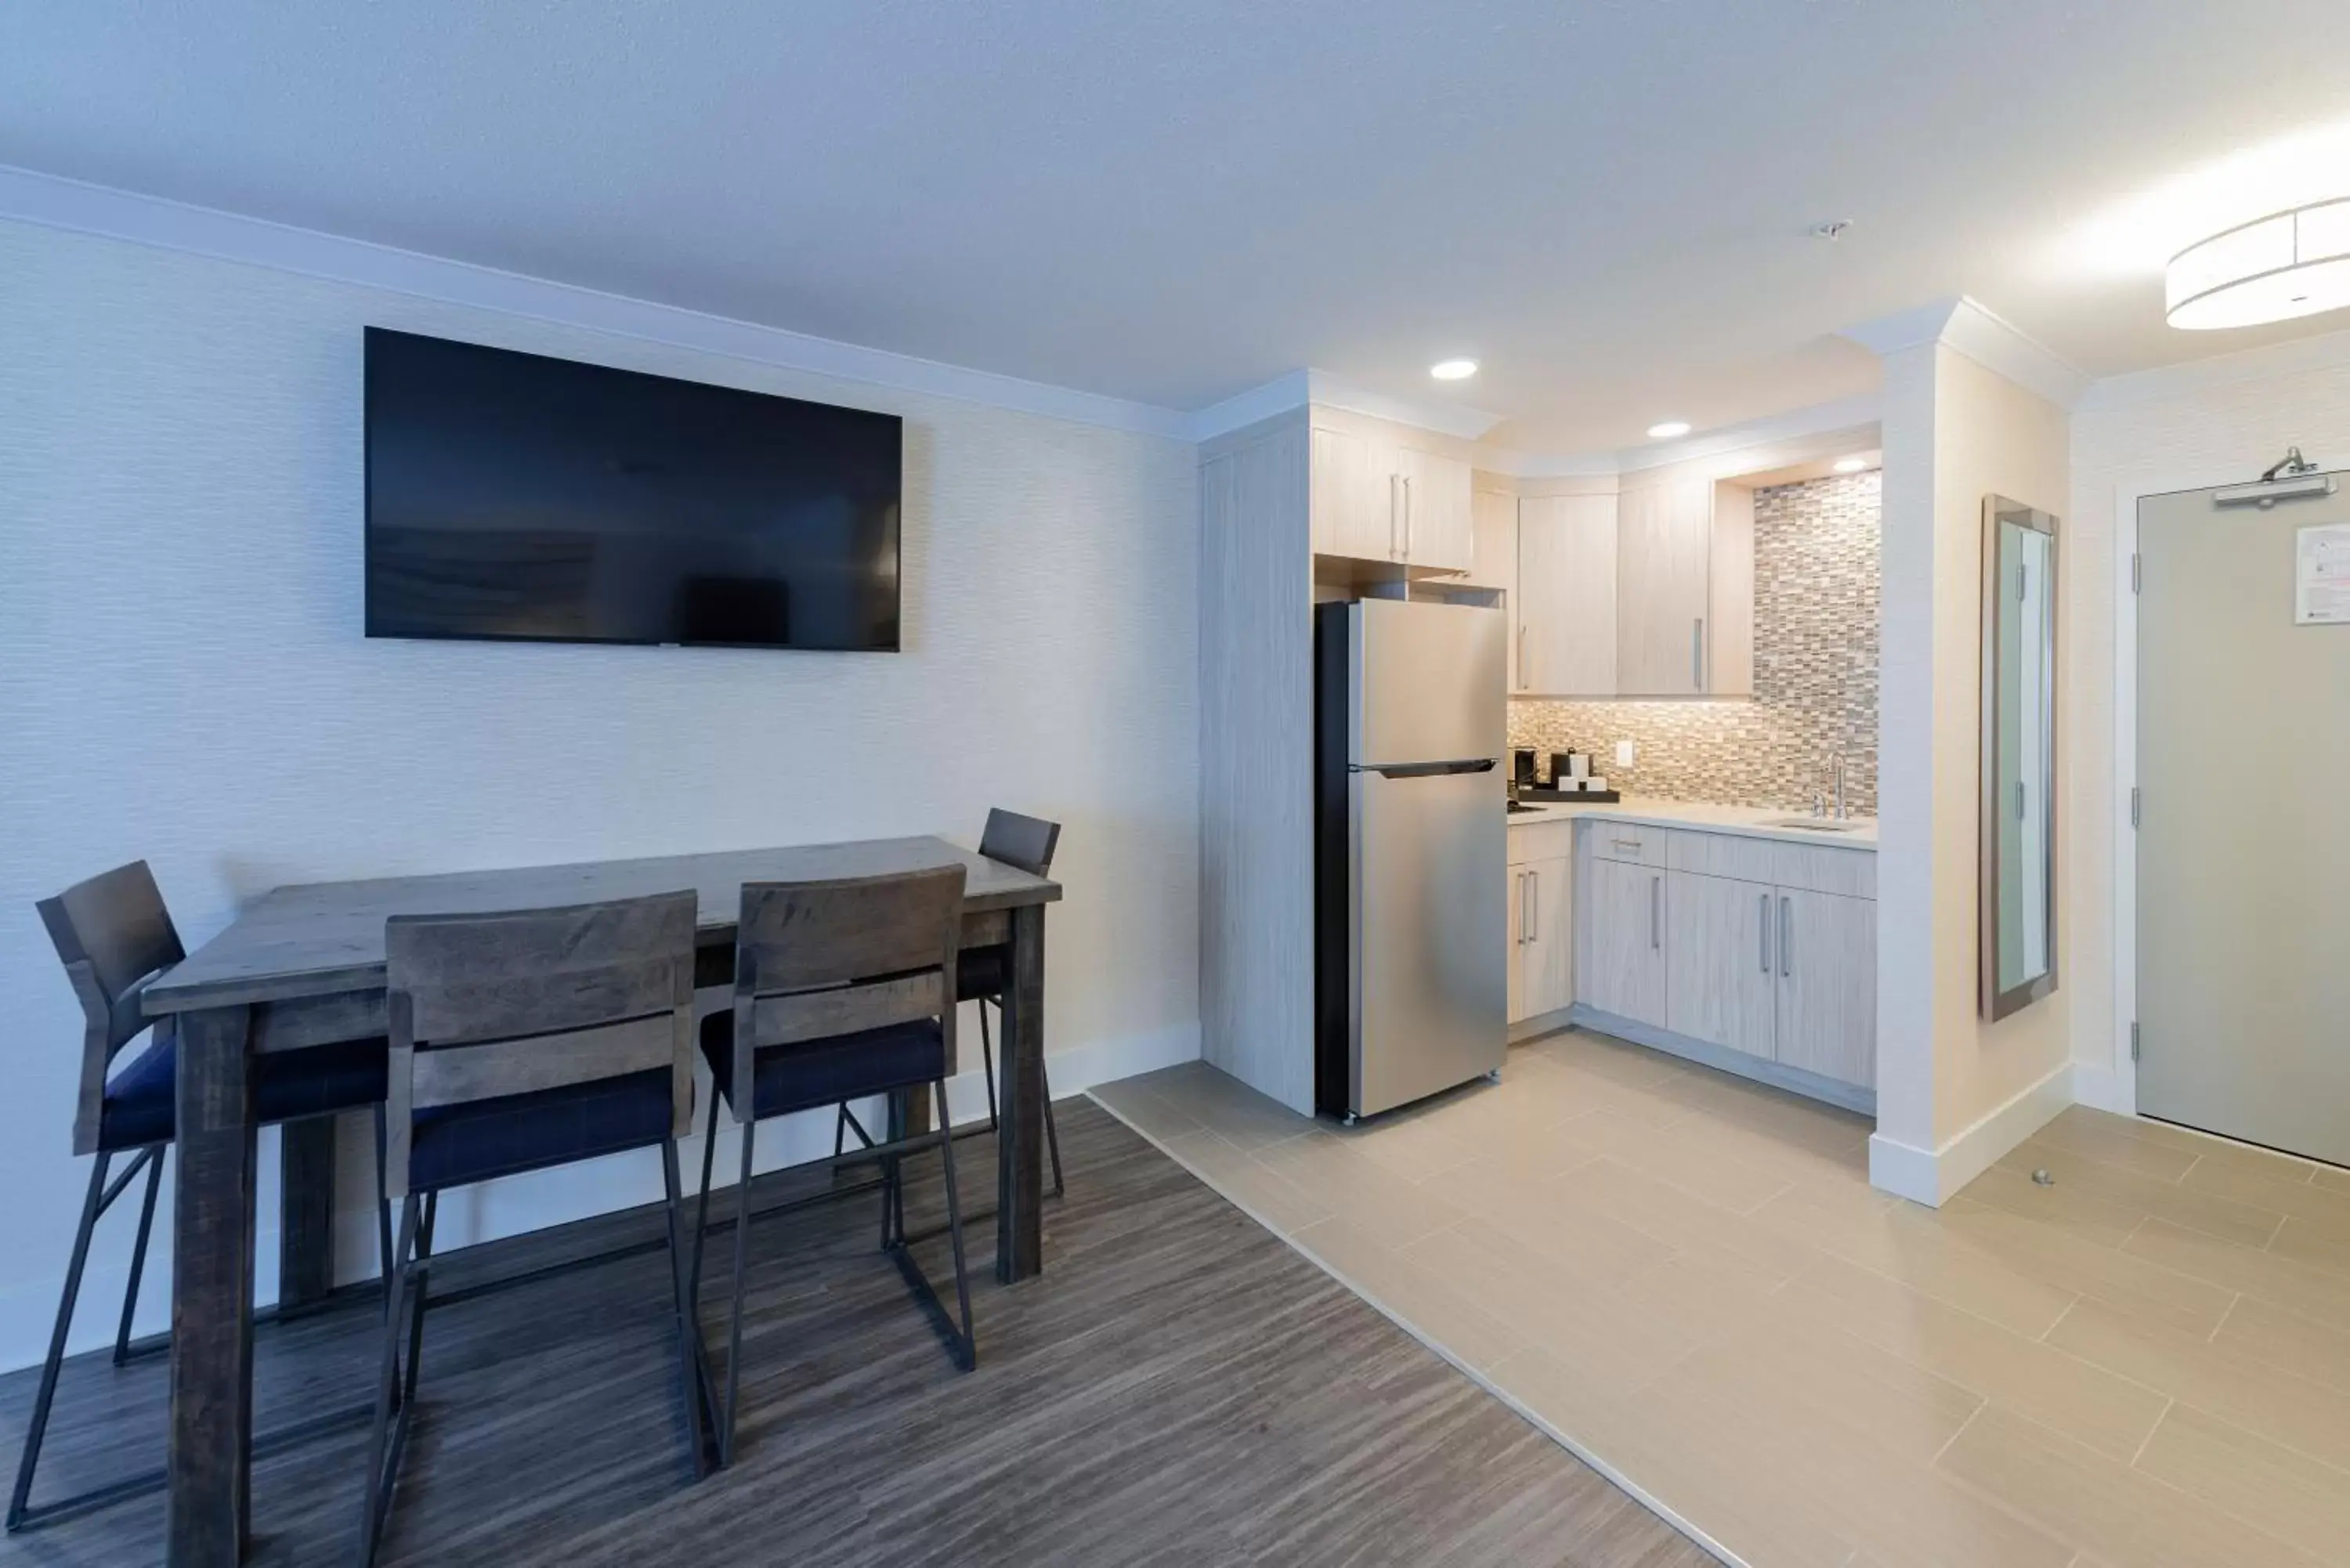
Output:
1762,818,1865,833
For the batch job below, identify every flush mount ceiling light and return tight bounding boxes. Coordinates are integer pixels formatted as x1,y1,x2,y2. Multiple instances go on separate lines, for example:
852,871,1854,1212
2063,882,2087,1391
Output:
1834,457,1870,474
1646,420,1692,440
2167,197,2350,329
1430,358,1479,381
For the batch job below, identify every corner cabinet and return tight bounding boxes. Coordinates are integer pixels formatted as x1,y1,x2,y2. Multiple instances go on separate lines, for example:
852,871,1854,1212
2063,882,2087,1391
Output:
1506,819,1576,1031
1571,822,1875,1108
1309,423,1473,573
1513,478,1754,699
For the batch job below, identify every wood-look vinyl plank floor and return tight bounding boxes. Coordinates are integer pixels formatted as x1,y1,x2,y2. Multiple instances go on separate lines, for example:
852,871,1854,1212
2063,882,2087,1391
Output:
0,1100,1713,1567
1105,1039,2350,1568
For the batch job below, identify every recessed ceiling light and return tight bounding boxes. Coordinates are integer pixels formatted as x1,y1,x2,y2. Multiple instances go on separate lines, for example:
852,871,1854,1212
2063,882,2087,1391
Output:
1834,457,1870,474
2167,196,2350,329
1647,420,1692,440
1430,358,1479,381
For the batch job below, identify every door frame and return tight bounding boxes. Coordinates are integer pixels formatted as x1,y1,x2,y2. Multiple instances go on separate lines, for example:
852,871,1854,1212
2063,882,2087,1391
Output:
2103,462,2341,1118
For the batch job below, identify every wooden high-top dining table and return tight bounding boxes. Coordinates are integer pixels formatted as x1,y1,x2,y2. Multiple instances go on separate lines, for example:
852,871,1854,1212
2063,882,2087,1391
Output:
139,836,1059,1567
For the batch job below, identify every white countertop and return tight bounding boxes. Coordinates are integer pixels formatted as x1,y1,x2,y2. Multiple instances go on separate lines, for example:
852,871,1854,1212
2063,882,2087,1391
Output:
1506,794,1878,848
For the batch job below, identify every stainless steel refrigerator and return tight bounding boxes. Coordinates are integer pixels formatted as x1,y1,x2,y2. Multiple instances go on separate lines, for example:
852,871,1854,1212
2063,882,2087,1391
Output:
1314,598,1507,1121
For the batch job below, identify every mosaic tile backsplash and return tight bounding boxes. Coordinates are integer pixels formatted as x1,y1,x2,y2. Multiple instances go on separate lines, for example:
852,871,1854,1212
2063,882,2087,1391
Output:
1510,470,1880,814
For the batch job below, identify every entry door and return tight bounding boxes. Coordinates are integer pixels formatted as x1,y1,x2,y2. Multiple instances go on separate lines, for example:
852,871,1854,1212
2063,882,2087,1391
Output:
2138,476,2350,1166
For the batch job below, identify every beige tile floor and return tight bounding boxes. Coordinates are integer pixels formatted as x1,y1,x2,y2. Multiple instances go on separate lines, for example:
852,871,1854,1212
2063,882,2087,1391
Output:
1090,1030,2350,1568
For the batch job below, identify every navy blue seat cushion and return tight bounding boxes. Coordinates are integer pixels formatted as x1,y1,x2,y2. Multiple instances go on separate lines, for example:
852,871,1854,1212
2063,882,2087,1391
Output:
99,1031,389,1152
408,1067,675,1194
700,1010,946,1122
956,945,1008,1003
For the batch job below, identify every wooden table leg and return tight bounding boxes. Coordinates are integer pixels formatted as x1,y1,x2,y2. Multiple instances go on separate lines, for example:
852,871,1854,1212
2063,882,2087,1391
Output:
277,1115,338,1310
168,1004,257,1567
994,903,1045,1282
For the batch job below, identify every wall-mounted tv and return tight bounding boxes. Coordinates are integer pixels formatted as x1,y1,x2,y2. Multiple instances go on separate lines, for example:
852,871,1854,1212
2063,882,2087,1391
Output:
364,327,902,650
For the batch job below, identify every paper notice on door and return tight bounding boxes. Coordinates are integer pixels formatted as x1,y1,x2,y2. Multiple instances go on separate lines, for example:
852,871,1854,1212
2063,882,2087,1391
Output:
2298,523,2350,625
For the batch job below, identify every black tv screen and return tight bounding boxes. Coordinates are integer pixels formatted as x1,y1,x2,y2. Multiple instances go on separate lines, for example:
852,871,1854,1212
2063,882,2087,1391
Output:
364,328,902,650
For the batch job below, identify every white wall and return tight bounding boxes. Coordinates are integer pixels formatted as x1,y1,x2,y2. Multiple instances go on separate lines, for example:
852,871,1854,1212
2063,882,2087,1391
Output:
0,217,1202,1370
2068,337,2350,1111
1871,340,2072,1205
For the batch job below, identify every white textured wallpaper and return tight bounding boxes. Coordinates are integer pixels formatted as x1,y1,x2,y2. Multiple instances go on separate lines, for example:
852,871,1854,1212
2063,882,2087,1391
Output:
0,219,1201,1368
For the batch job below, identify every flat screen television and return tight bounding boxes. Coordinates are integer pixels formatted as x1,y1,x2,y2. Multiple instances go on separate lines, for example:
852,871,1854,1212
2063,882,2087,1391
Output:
364,327,902,650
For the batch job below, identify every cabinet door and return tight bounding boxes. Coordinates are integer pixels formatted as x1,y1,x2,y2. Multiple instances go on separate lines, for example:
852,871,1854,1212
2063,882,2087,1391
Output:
1467,485,1518,591
1664,872,1776,1059
1310,426,1396,562
1579,855,1666,1027
1773,888,1876,1087
1401,448,1473,572
1616,477,1712,695
1506,865,1528,1024
1521,854,1574,1018
1517,494,1618,695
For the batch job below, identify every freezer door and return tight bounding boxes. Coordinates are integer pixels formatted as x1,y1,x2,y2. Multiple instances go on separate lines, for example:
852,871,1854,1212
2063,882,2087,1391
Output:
1352,764,1507,1116
1353,599,1506,767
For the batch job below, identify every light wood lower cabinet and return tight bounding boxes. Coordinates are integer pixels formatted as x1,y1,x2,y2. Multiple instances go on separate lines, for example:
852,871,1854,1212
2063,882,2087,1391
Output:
1568,826,1878,1097
1508,855,1573,1024
1772,887,1877,1087
1580,856,1666,1028
1663,871,1776,1060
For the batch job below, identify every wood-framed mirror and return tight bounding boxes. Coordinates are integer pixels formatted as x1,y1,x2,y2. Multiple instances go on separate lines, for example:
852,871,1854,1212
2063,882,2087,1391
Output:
1981,495,2058,1020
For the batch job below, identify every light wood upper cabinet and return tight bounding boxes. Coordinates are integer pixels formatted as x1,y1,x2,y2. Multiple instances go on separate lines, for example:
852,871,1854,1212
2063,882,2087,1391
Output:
1401,448,1473,572
1307,424,1473,570
1310,426,1393,562
1664,870,1775,1059
1517,494,1617,695
1615,477,1714,695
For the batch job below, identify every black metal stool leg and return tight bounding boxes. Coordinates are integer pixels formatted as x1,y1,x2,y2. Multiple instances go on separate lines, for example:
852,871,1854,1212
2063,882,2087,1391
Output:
357,1194,420,1568
720,1116,756,1466
689,1093,720,1316
659,1140,711,1476
7,1153,110,1533
979,1002,1000,1132
113,1146,164,1364
1043,1086,1065,1200
932,1081,977,1370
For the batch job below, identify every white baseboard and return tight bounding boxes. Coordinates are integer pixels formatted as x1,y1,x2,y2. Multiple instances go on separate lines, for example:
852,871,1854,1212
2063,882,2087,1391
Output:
0,1017,1202,1377
1868,1059,2072,1207
2071,1060,2136,1116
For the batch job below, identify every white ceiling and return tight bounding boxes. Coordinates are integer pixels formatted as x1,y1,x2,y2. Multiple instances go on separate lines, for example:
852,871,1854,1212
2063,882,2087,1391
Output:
6,1,2350,453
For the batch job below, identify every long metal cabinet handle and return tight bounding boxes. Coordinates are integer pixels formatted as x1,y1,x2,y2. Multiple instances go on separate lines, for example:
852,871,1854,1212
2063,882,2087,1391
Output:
1526,868,1538,944
1779,896,1791,977
1759,893,1771,974
1403,475,1414,559
1517,872,1529,945
1691,618,1705,692
1650,876,1661,950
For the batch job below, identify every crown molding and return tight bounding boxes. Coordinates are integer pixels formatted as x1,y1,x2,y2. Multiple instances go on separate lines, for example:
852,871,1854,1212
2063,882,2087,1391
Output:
1616,392,1883,475
1840,295,2090,410
0,163,1198,442
1184,367,1505,445
2076,322,2350,413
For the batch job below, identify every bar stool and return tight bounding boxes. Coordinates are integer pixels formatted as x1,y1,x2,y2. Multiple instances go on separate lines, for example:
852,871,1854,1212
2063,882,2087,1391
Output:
966,809,1064,1196
830,810,1065,1198
11,861,392,1533
356,890,709,1565
693,865,977,1466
